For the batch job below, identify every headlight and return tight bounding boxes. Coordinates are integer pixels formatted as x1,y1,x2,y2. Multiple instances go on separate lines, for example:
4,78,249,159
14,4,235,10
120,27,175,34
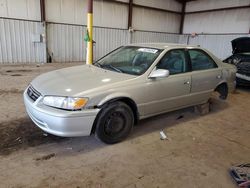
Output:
43,96,88,110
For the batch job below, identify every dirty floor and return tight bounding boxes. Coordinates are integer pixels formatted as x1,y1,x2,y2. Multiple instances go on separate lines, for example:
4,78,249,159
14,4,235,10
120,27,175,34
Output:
0,63,249,188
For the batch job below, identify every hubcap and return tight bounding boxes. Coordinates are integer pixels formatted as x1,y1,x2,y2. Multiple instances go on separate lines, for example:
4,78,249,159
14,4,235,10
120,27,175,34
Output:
104,112,126,136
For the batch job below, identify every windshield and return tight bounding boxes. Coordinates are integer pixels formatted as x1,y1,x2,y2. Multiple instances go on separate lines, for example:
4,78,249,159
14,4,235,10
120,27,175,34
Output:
95,46,162,75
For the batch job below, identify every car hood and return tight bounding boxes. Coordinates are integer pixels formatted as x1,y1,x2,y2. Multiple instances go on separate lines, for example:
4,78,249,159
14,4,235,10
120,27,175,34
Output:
31,65,136,96
232,37,250,54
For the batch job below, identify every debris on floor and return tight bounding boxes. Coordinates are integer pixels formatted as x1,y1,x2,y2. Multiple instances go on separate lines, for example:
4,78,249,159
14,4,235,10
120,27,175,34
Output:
35,153,56,161
160,130,169,140
229,163,250,188
176,115,184,120
15,137,22,143
43,133,48,137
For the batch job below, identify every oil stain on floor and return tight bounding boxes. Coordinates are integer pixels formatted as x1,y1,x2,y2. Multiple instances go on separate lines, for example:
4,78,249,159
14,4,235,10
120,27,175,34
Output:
0,117,68,155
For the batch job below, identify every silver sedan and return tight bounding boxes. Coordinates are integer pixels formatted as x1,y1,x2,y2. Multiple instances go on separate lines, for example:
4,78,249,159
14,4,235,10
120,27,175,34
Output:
24,43,236,144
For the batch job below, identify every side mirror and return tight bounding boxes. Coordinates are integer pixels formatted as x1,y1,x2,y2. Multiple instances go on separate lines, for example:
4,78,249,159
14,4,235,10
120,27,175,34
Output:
149,69,170,79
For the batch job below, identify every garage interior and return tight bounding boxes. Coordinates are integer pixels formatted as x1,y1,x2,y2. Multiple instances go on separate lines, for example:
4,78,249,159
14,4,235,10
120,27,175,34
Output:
0,0,250,187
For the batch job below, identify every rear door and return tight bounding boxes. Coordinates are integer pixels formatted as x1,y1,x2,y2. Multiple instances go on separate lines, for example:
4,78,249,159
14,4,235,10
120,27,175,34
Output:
188,49,222,103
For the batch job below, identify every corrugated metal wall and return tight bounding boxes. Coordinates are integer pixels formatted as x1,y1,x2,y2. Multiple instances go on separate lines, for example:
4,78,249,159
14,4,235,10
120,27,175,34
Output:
0,0,249,64
0,18,46,64
0,0,183,64
0,0,41,21
45,0,128,29
184,0,250,34
132,7,181,33
1,19,249,63
93,27,129,60
132,0,181,33
184,9,250,34
47,23,85,62
132,31,179,43
134,0,181,12
47,24,183,62
186,0,250,12
47,23,129,62
179,34,250,59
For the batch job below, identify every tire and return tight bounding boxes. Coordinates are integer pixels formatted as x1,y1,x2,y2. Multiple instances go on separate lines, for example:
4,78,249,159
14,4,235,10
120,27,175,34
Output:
216,84,228,100
95,101,134,144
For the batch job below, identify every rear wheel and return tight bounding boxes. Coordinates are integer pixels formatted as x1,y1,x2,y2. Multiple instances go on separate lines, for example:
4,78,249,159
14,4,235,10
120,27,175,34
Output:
95,101,134,144
215,83,228,100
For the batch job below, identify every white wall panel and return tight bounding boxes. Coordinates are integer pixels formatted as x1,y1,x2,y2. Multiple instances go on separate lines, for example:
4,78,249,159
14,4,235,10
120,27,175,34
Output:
94,1,128,29
47,23,129,62
46,0,128,29
132,31,179,43
0,0,40,20
183,9,250,34
0,18,45,64
134,0,182,12
133,7,181,33
179,34,250,59
186,0,250,12
47,23,182,63
93,27,129,60
47,23,85,62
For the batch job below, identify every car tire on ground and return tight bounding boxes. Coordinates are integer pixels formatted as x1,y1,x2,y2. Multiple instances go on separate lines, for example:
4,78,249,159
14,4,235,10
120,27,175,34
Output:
95,101,134,144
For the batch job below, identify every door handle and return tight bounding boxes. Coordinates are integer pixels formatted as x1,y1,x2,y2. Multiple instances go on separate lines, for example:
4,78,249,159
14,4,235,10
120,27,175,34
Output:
184,81,190,85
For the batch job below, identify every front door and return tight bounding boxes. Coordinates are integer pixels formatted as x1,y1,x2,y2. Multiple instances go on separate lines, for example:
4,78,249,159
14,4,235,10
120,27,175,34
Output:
142,49,192,116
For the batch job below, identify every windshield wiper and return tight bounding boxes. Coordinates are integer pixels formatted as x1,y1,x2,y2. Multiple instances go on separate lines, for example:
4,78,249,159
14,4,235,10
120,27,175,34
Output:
94,62,123,73
102,64,123,73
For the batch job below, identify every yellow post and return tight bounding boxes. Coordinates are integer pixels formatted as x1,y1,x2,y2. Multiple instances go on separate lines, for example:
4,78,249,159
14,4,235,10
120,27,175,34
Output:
86,0,93,65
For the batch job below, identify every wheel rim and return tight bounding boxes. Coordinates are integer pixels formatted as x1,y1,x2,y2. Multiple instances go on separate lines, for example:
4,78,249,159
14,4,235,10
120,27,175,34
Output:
104,111,126,137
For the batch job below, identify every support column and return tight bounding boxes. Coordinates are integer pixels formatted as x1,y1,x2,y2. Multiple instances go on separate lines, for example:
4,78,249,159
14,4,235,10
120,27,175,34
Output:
40,0,47,63
86,0,93,65
127,0,133,29
40,0,46,22
128,0,133,44
179,1,186,34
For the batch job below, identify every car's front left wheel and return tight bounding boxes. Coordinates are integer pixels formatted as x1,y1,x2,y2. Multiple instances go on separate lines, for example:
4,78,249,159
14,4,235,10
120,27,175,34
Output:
95,101,134,144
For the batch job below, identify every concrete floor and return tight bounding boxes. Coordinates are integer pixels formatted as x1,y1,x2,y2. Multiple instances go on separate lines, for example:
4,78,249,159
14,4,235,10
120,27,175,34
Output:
0,63,249,188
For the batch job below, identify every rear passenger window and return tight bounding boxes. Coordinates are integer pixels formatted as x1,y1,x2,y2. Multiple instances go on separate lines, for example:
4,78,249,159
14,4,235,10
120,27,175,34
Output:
189,50,217,71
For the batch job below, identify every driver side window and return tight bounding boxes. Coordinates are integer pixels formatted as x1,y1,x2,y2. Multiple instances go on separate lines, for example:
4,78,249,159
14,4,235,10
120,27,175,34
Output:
156,49,187,75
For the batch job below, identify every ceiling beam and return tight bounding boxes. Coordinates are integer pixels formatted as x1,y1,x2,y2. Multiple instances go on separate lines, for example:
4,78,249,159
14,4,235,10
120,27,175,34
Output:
99,0,182,14
175,0,196,3
186,5,250,14
133,4,181,14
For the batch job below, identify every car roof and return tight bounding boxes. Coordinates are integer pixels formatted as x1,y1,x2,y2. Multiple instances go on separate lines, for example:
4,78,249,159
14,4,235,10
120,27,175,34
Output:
129,43,199,50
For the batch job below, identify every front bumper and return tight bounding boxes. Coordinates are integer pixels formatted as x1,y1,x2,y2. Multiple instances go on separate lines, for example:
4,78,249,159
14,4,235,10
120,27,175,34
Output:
236,73,250,86
23,89,100,137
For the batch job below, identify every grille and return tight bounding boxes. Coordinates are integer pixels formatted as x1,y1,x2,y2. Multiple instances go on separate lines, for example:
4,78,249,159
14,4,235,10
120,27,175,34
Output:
27,86,41,102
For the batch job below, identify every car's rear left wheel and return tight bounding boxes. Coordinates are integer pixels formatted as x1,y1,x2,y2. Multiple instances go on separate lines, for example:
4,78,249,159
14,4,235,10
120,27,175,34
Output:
95,101,134,144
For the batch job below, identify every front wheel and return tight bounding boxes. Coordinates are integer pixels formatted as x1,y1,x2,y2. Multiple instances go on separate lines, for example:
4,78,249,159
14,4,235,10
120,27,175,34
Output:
95,101,134,144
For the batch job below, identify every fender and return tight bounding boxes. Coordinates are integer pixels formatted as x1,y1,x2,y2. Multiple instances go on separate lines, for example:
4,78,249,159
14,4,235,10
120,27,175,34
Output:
216,79,228,89
97,92,135,107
